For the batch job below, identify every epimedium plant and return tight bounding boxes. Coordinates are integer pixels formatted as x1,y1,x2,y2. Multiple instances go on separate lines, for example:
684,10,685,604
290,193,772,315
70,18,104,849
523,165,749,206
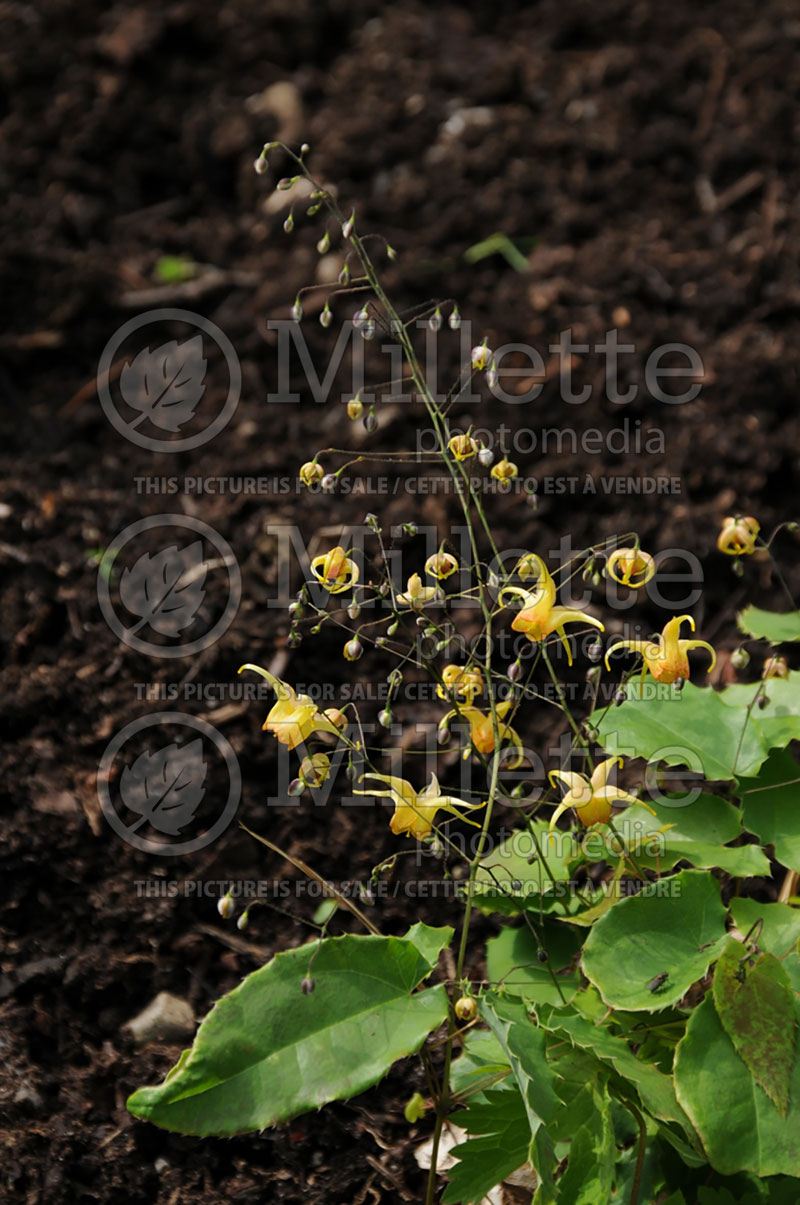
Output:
128,142,800,1205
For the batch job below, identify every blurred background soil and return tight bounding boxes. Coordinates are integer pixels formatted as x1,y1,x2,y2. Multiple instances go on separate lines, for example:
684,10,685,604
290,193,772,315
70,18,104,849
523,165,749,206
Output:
1,1,799,1200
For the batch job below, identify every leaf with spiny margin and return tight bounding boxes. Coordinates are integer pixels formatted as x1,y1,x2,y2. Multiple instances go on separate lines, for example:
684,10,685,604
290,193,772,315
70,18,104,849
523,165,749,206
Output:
442,1084,531,1204
127,925,452,1136
713,938,795,1116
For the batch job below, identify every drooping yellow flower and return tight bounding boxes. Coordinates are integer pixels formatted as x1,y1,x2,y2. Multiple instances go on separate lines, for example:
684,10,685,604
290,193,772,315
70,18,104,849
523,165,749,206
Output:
448,434,479,461
299,461,324,487
548,757,653,835
436,664,484,703
717,515,760,556
500,555,604,665
490,457,518,481
397,572,438,609
299,753,331,788
310,546,359,595
606,547,655,588
471,345,491,371
239,663,341,749
605,615,716,687
354,772,484,840
425,551,459,580
441,699,524,766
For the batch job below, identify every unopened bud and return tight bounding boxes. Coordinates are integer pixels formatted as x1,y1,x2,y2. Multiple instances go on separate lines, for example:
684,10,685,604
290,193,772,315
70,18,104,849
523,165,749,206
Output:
316,231,330,254
338,264,350,286
283,211,294,233
277,177,294,190
437,725,450,745
486,362,498,389
300,142,310,156
290,300,303,322
320,304,332,328
288,778,305,796
342,212,355,239
286,630,302,649
378,708,393,729
347,397,363,421
449,306,461,330
254,156,268,175
757,692,770,709
731,647,750,669
537,948,549,963
587,641,603,663
344,639,363,661
347,600,361,620
454,996,478,1023
614,687,627,706
237,912,249,931
288,601,303,619
217,892,235,920
321,474,336,492
353,307,369,329
301,977,315,995
508,660,522,682
478,447,494,467
363,412,378,433
387,244,398,261
429,307,443,332
361,319,376,341
403,522,418,537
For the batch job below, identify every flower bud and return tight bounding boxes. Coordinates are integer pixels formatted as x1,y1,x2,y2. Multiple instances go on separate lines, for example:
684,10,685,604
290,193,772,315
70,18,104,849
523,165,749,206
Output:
429,307,442,332
237,912,249,931
301,977,315,995
486,361,498,390
344,639,363,661
321,474,337,492
537,948,549,964
347,600,361,620
254,156,268,175
449,306,461,330
363,412,378,433
361,319,376,341
317,231,330,254
347,397,363,421
763,655,789,680
288,601,303,619
283,210,294,233
342,212,355,239
378,708,393,729
290,300,303,322
731,647,750,669
614,687,627,706
387,621,399,636
508,660,522,682
478,447,494,467
288,777,305,796
287,630,302,649
353,307,369,329
277,176,294,190
403,522,419,537
437,725,450,745
365,512,380,530
454,996,478,1022
217,891,235,920
300,142,310,156
320,303,332,328
587,641,603,664
758,693,770,709
338,264,350,286
299,461,324,487
387,244,398,261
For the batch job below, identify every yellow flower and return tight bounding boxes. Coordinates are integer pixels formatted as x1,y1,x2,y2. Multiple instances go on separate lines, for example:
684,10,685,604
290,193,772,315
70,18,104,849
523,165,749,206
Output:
548,757,654,835
310,546,359,595
606,547,655,588
448,434,479,461
717,515,760,556
471,344,490,371
425,551,459,580
763,656,789,681
346,397,363,421
397,572,439,610
441,699,524,766
299,461,324,487
354,772,484,840
299,753,331,788
499,555,604,665
605,614,716,687
490,457,518,481
436,664,484,703
239,663,342,749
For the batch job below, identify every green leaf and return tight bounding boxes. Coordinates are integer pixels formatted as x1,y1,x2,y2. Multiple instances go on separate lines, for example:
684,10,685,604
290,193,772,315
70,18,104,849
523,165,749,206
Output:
480,994,561,1197
581,870,728,1011
596,678,800,781
472,820,578,913
538,1004,691,1130
729,898,800,994
450,1030,509,1099
556,1084,615,1205
713,938,796,1115
675,992,800,1176
739,749,800,872
737,606,800,644
442,1085,531,1204
486,921,583,1006
127,927,451,1135
610,793,770,877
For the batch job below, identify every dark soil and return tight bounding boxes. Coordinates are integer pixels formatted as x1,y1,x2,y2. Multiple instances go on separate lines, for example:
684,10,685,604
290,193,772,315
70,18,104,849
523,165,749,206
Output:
2,1,800,1201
